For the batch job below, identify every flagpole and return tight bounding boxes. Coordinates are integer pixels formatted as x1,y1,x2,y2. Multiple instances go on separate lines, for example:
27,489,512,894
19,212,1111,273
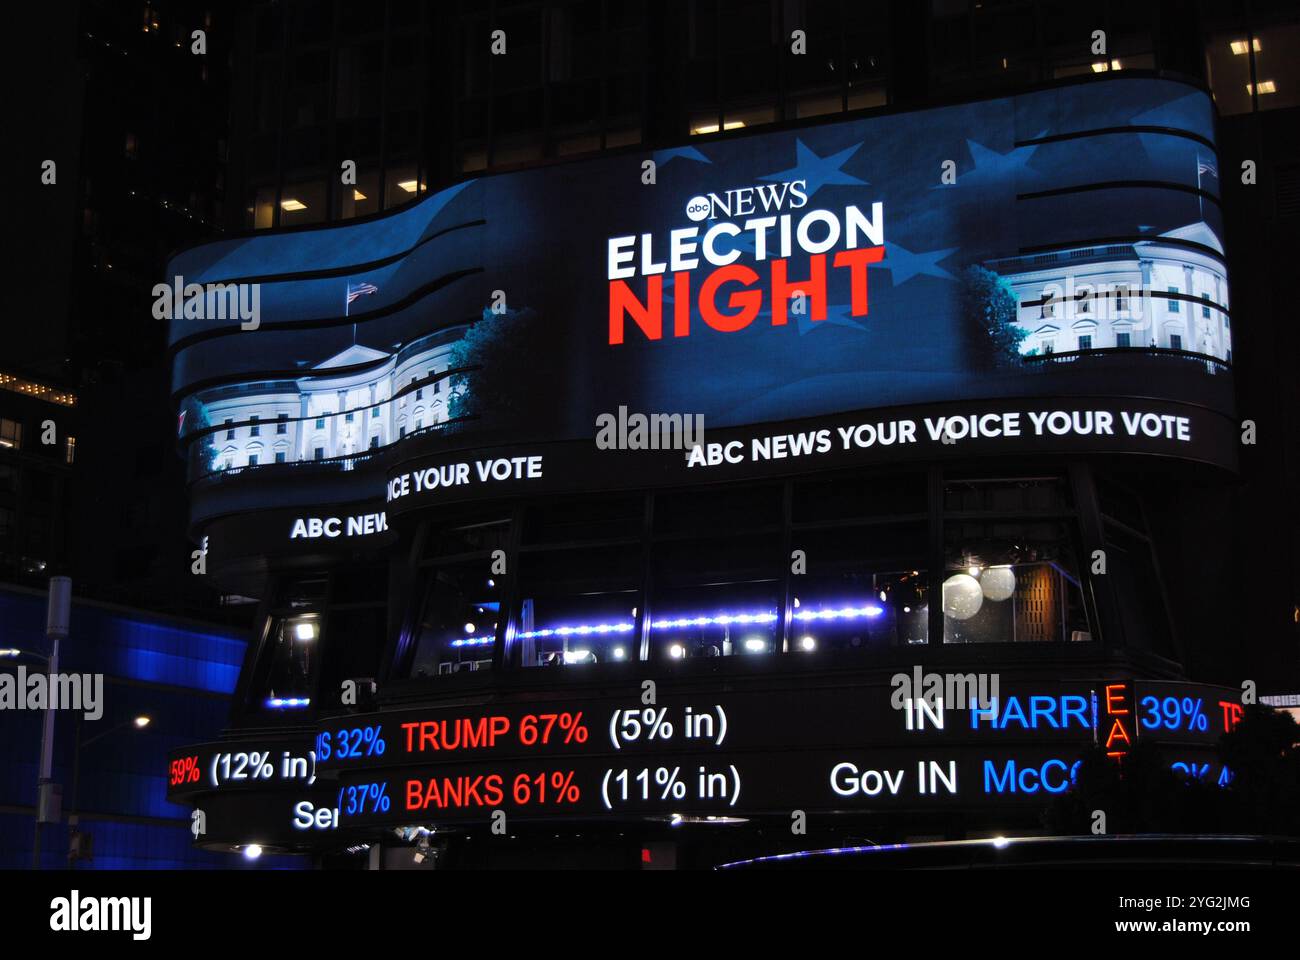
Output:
1196,156,1203,220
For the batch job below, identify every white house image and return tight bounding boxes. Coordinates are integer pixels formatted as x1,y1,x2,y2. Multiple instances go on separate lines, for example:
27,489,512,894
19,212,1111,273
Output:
199,331,461,473
986,222,1231,362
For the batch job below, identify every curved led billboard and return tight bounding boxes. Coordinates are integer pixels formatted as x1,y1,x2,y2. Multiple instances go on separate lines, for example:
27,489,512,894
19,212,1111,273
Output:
166,75,1235,505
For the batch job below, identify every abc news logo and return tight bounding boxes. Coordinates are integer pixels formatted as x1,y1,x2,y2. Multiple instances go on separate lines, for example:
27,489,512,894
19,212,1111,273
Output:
683,179,809,222
685,196,713,221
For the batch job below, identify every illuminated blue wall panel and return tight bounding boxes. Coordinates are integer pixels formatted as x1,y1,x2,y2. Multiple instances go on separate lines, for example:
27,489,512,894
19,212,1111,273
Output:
0,587,305,869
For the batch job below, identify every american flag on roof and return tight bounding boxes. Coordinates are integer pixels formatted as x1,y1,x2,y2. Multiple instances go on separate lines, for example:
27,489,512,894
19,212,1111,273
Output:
347,280,379,305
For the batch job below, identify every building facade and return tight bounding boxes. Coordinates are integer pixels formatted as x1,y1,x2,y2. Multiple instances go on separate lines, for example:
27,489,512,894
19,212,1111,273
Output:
158,1,1298,869
0,584,299,869
0,372,78,587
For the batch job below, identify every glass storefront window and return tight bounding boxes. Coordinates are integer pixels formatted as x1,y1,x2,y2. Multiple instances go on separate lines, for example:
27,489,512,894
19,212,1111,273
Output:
280,574,329,609
516,544,641,667
653,579,781,660
655,483,782,535
791,525,929,649
941,519,1088,643
522,495,642,546
423,511,510,559
263,613,320,704
517,591,638,667
650,534,782,660
409,563,500,677
1104,521,1176,660
943,475,1071,513
794,472,926,523
400,473,1105,672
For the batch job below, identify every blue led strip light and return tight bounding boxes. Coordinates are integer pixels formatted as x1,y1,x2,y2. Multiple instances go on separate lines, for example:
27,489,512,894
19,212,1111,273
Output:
512,603,886,641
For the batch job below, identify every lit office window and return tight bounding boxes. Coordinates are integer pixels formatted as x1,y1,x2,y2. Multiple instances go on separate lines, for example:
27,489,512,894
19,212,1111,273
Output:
384,163,422,209
337,169,379,220
65,436,76,464
0,418,22,449
722,103,777,132
1206,26,1297,114
250,186,276,230
280,179,326,226
1250,24,1299,110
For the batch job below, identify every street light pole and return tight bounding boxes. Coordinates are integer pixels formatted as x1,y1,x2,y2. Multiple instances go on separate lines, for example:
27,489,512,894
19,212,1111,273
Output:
33,576,71,870
68,713,83,868
67,715,151,868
